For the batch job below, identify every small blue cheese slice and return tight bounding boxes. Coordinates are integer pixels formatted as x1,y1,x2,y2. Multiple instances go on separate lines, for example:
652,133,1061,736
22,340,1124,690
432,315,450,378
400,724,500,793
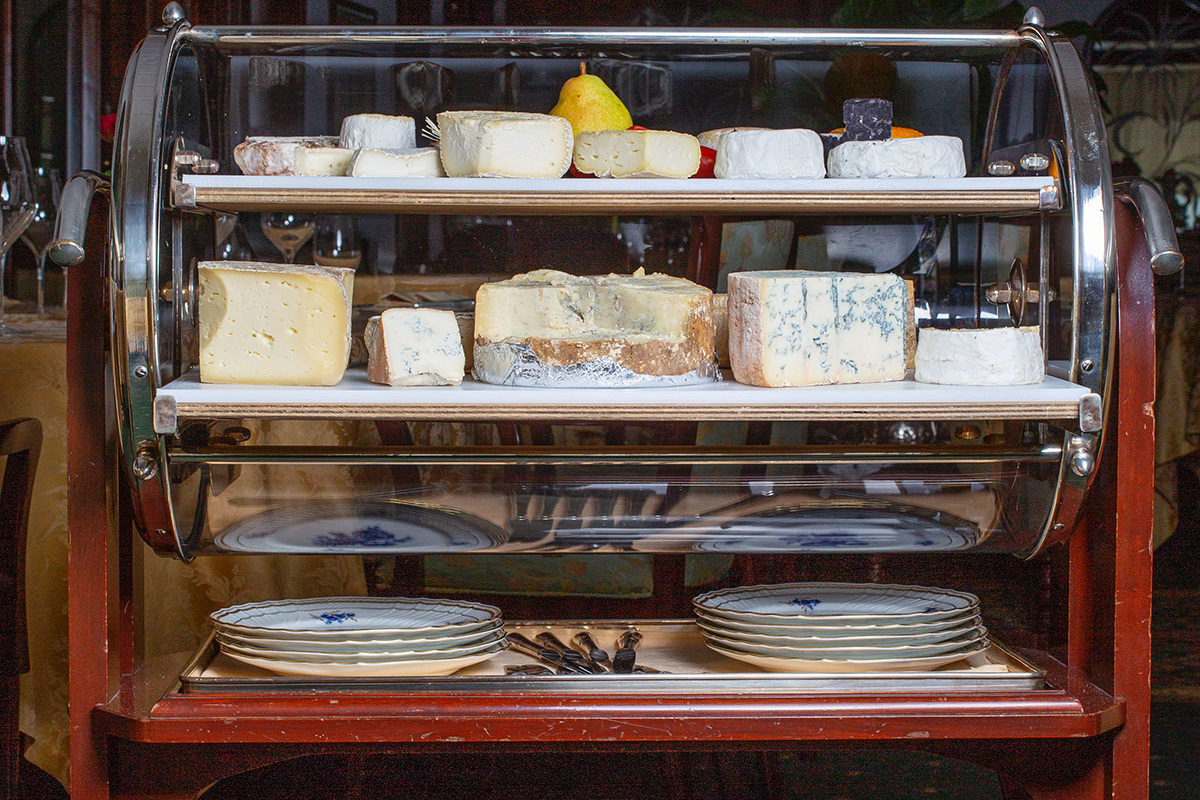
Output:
728,270,907,387
198,261,355,386
339,114,416,151
348,147,445,178
714,129,825,179
366,308,465,386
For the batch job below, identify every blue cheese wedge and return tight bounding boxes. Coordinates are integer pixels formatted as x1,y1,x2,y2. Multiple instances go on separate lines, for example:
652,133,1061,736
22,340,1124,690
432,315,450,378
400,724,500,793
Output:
437,111,573,178
198,261,355,385
473,269,718,387
366,308,465,386
827,136,966,179
728,270,907,387
339,114,416,151
915,326,1043,385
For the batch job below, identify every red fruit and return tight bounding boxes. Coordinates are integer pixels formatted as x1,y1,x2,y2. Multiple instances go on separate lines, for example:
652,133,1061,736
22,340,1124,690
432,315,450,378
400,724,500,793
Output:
691,146,717,179
627,125,648,131
568,163,595,178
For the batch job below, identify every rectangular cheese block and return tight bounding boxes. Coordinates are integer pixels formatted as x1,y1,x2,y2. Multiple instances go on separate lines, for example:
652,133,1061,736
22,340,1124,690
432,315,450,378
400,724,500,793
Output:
339,114,416,151
198,261,355,386
232,136,339,176
348,147,444,178
914,326,1043,385
293,146,354,176
473,269,717,387
436,111,573,178
573,129,700,178
714,129,825,179
728,270,906,387
366,308,465,386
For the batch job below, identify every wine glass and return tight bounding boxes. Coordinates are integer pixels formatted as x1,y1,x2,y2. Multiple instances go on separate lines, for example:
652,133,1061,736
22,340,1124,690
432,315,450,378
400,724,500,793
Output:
214,213,255,261
20,166,62,315
313,215,362,270
0,136,34,331
260,212,315,263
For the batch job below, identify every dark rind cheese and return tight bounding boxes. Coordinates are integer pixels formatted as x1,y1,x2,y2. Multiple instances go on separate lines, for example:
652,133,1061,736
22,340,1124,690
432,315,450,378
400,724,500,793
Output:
842,98,893,142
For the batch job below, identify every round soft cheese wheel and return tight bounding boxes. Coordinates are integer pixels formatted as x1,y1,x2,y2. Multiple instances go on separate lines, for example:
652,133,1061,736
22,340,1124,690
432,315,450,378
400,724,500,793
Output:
714,129,825,179
697,126,770,150
914,326,1044,385
828,135,966,179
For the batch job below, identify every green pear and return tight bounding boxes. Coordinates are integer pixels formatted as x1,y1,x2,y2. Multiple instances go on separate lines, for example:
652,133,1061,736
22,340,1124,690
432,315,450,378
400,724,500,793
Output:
550,63,633,136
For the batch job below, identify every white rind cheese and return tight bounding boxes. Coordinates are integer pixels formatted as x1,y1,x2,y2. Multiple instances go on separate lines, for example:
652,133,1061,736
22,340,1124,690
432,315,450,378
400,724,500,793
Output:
348,147,445,178
697,127,770,151
198,261,355,386
437,111,573,178
573,129,701,178
827,136,967,179
339,114,417,151
366,308,465,386
728,270,907,387
233,136,339,175
714,129,825,179
914,326,1044,385
473,269,718,387
293,146,355,176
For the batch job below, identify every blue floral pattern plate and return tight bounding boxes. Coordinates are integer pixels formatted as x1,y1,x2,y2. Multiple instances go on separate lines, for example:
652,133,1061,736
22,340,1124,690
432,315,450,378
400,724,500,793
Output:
211,597,502,639
693,582,979,625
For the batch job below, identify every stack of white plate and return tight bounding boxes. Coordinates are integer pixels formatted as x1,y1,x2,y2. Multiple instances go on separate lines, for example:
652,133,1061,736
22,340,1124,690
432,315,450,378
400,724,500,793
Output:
210,597,507,677
693,582,988,673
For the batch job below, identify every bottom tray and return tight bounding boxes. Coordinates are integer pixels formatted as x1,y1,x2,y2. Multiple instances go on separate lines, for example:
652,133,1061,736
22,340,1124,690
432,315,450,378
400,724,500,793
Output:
178,620,1044,694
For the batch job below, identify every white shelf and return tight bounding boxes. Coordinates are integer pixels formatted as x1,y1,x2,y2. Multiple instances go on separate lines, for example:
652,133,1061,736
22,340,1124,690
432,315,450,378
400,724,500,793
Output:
153,368,1096,433
174,175,1059,215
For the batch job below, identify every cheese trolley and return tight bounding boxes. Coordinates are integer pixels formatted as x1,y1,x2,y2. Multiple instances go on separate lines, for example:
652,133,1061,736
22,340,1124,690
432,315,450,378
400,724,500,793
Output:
53,6,1181,799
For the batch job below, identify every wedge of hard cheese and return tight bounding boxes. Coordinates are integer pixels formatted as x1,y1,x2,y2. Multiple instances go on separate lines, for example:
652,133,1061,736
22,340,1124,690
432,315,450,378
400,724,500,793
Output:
473,269,718,387
366,308,465,386
437,111,573,178
728,270,907,387
573,129,700,178
915,326,1043,385
233,136,339,175
293,146,355,176
198,261,355,385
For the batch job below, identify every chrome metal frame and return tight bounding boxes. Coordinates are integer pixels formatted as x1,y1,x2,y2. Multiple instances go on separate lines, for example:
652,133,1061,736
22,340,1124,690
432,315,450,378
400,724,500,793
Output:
109,21,1119,559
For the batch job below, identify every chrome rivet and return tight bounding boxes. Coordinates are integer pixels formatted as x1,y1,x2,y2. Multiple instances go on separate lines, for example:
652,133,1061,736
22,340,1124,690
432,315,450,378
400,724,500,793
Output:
1080,358,1095,373
1020,153,1050,172
1070,448,1095,477
987,160,1015,176
132,448,159,481
134,365,149,379
1023,6,1045,26
162,2,186,25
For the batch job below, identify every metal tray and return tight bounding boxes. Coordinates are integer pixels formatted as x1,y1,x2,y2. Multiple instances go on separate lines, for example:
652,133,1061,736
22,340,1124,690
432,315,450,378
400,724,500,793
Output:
177,620,1045,694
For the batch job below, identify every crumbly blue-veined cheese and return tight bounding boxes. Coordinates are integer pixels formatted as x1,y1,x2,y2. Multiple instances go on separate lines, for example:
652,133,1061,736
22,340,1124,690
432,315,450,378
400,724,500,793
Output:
473,269,718,387
573,129,700,178
827,136,966,179
348,147,445,178
714,129,826,179
339,114,416,151
437,111,573,178
915,326,1043,385
292,146,355,176
232,136,339,175
366,308,465,386
198,261,355,386
728,270,907,387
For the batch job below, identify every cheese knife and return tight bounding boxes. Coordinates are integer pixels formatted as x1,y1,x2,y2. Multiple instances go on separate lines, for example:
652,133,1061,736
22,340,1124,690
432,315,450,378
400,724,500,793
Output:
506,633,591,675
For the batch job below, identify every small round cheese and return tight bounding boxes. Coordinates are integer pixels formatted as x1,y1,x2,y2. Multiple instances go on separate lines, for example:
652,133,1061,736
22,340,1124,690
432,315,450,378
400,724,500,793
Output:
914,326,1044,385
697,126,770,150
828,135,966,179
714,129,825,179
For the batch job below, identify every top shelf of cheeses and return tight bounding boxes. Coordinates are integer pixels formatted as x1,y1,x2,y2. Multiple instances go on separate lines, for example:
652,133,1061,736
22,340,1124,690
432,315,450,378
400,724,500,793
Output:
174,175,1060,215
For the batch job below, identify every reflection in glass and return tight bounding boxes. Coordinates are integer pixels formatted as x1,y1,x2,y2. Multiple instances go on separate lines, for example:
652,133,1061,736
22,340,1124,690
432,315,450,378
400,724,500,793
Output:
0,137,34,331
22,167,62,314
314,215,362,270
261,212,315,263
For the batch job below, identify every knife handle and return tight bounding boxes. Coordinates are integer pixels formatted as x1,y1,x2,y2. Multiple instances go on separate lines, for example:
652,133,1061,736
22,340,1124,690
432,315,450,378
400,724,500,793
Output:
616,630,643,651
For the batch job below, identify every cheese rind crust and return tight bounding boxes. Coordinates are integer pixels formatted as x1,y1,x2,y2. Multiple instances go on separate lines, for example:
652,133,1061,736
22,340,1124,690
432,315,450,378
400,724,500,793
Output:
198,261,355,386
366,308,465,386
233,136,339,175
473,269,717,387
573,129,701,178
728,270,907,387
827,136,966,179
914,326,1044,385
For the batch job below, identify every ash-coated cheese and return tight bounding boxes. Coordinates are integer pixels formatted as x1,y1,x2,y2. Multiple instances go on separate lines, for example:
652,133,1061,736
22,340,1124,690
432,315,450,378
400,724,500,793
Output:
339,114,416,152
198,261,355,386
233,136,339,175
292,146,355,176
437,111,573,178
914,326,1044,385
728,270,907,387
366,308,465,386
348,147,445,178
714,129,825,179
473,269,718,387
827,136,966,179
573,129,700,178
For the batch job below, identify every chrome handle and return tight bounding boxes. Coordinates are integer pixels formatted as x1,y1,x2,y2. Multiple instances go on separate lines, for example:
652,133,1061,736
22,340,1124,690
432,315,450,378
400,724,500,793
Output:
1114,177,1185,277
48,170,110,268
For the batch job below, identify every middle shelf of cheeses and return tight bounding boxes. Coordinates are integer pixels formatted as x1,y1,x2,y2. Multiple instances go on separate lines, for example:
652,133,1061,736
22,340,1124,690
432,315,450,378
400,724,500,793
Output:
174,174,1060,215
